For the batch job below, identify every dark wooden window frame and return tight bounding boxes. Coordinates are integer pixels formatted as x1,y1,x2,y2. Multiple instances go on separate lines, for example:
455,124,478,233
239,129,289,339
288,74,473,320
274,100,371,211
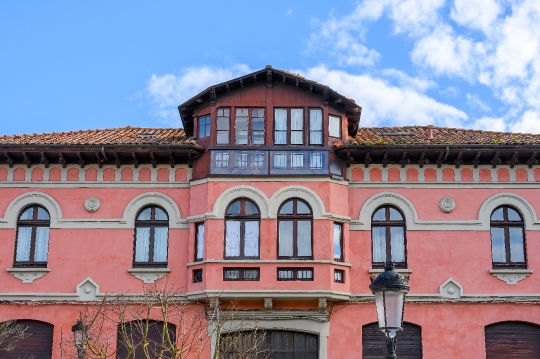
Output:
223,267,260,281
234,108,266,146
224,199,261,259
273,107,324,146
194,222,204,262
371,206,407,269
334,269,345,283
277,267,314,281
490,206,527,269
14,205,50,268
193,268,203,283
198,115,211,139
216,108,231,145
333,222,344,262
328,114,342,139
133,206,169,268
277,198,314,259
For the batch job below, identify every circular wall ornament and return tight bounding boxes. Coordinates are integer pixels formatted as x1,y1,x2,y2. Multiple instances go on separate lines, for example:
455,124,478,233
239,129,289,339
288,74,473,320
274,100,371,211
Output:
446,286,456,295
83,284,93,294
84,197,101,213
439,197,456,213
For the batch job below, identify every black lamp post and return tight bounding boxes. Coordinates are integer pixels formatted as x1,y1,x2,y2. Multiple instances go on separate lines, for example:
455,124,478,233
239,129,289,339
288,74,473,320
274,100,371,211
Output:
369,261,410,359
71,320,85,359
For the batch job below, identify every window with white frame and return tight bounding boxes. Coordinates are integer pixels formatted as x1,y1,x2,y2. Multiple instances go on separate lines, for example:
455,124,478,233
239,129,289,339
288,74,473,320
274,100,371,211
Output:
329,115,341,138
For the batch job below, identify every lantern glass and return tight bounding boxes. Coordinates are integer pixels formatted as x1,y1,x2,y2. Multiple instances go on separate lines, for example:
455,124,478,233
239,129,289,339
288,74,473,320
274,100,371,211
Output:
374,290,405,338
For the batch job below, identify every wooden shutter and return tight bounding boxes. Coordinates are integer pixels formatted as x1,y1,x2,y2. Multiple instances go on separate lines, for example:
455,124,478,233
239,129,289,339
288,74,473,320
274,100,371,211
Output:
362,322,422,359
485,321,540,358
116,320,176,359
0,320,53,359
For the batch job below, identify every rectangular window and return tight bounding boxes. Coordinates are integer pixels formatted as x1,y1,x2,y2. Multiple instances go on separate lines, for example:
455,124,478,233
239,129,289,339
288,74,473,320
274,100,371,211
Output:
217,109,230,144
195,223,204,261
235,153,248,169
334,269,344,283
252,109,265,145
274,108,304,145
223,268,260,281
329,115,341,138
252,152,265,169
310,109,323,145
199,116,211,138
290,153,304,169
277,268,314,281
193,269,203,283
309,153,323,170
235,108,249,144
333,223,343,262
291,109,304,144
273,153,287,169
235,108,265,145
215,152,230,170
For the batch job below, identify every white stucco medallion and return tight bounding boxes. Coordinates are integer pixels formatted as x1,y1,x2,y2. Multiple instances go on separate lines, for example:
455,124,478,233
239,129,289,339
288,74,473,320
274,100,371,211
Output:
439,197,456,213
84,196,101,213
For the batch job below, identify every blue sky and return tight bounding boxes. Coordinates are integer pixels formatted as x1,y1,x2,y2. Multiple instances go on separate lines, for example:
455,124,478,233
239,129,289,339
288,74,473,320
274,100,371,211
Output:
1,0,539,136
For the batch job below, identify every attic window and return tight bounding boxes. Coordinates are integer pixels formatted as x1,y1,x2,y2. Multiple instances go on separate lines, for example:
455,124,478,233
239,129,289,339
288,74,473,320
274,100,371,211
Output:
137,133,156,138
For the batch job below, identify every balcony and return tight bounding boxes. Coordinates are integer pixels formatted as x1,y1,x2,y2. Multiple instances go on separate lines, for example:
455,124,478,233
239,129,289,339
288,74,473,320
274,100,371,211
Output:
209,147,342,177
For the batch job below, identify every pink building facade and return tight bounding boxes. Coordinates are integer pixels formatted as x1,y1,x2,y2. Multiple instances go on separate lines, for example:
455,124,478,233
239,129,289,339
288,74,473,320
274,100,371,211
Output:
1,67,539,358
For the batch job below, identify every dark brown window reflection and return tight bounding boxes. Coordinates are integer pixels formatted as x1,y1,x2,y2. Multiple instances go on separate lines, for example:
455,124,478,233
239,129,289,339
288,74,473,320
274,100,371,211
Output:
278,199,313,259
133,206,169,267
224,199,260,259
371,206,407,268
14,206,50,267
490,206,527,268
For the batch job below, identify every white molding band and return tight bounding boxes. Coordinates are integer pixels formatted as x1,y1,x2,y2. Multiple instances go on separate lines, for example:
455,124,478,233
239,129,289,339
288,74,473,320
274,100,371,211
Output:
122,192,184,228
212,186,270,218
269,186,326,218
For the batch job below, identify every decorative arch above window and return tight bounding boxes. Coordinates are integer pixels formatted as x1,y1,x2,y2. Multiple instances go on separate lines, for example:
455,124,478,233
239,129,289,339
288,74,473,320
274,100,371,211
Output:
278,198,313,259
14,205,50,267
134,206,169,267
371,206,407,268
224,199,260,259
490,206,527,268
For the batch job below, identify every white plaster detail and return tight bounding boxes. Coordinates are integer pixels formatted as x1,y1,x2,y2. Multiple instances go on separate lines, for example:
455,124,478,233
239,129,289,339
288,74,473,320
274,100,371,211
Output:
84,196,101,212
2,192,62,228
489,269,533,285
264,298,273,312
123,192,183,228
269,186,326,218
318,298,328,313
76,278,99,301
7,268,50,283
128,268,171,284
439,278,463,298
357,192,418,229
212,186,270,219
479,193,537,230
439,197,456,213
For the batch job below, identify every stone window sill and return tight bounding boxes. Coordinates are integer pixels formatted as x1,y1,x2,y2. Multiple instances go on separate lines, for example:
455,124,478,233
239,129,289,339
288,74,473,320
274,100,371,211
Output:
128,268,171,284
368,268,412,275
7,268,51,283
489,269,533,285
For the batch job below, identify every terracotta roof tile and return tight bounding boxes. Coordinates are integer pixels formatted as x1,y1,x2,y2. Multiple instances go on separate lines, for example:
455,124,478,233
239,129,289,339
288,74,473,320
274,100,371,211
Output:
346,126,540,146
0,127,196,146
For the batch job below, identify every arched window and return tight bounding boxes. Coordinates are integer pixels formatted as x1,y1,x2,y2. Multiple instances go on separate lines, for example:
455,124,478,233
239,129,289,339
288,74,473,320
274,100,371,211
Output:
15,205,50,267
278,198,313,259
371,206,406,268
490,206,526,268
225,199,260,259
134,206,169,267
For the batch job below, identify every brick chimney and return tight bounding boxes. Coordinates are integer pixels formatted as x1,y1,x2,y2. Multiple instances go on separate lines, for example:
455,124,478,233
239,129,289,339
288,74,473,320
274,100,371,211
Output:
427,125,434,139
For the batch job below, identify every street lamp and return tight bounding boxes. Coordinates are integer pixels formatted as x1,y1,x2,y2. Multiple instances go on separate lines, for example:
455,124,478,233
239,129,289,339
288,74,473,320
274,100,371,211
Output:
369,261,410,359
71,320,85,359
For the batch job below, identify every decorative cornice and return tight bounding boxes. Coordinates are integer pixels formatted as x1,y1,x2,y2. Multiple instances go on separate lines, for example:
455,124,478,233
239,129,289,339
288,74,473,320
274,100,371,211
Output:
489,269,533,285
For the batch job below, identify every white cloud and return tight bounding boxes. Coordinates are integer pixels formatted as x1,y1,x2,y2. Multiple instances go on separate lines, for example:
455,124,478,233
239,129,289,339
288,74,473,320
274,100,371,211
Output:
466,94,491,112
380,68,436,92
470,116,506,132
299,65,467,127
511,110,540,134
146,64,251,126
440,86,459,98
450,0,501,33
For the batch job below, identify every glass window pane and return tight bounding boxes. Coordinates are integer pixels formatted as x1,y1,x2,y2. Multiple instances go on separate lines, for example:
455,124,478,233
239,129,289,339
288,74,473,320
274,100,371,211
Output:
291,131,303,145
275,110,287,128
252,117,264,130
309,152,323,169
329,116,341,138
217,117,229,130
297,201,311,214
196,223,204,260
373,208,386,221
135,227,151,262
279,201,293,214
310,109,322,130
225,220,241,257
215,152,230,169
279,221,294,256
235,153,248,169
491,208,504,221
34,227,50,262
36,207,50,220
310,132,322,145
224,269,240,280
490,227,506,263
227,200,241,214
251,152,265,169
333,223,342,261
390,227,405,263
137,208,151,221
244,221,260,257
245,201,259,215
297,221,312,257
290,153,304,168
15,227,32,262
372,227,386,263
154,208,168,221
19,207,34,221
507,208,522,221
389,208,403,221
217,131,229,144
291,109,303,130
509,227,525,263
153,227,168,262
273,153,287,169
252,131,265,145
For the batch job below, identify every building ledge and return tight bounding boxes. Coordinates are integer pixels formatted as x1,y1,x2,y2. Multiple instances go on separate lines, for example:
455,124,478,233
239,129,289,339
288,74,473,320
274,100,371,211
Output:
187,260,352,267
128,268,171,284
489,269,533,285
368,268,412,275
7,267,51,283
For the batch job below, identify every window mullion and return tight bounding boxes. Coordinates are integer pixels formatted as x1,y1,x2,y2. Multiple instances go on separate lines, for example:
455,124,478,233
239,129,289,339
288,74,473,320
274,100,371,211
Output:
504,226,511,264
385,226,392,262
240,219,245,258
29,225,37,264
148,225,155,264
